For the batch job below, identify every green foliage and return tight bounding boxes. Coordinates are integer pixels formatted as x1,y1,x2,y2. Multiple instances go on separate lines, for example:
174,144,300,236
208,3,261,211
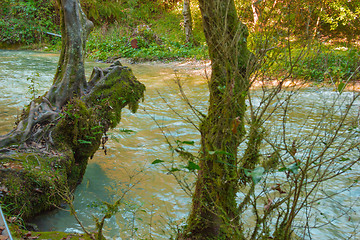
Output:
86,13,207,62
321,0,360,40
0,153,69,219
278,162,300,175
0,0,59,44
151,159,164,164
292,47,360,82
236,0,360,42
83,0,206,61
80,0,167,26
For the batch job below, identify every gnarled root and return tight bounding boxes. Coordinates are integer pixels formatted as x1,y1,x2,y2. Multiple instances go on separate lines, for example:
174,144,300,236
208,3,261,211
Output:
0,97,60,149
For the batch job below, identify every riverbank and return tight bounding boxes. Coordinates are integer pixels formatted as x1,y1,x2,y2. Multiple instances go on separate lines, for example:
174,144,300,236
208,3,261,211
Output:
112,57,360,91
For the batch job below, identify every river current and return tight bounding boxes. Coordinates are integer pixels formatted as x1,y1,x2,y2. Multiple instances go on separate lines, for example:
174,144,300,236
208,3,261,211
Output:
0,50,359,239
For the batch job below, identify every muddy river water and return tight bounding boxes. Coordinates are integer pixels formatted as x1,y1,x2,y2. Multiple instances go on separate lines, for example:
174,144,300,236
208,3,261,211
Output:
0,50,359,239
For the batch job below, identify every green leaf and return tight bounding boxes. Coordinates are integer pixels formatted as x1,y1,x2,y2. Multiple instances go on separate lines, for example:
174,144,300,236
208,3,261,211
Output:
91,125,102,130
288,163,299,174
184,161,200,171
119,128,136,134
244,169,251,177
250,167,265,184
182,141,195,145
78,139,92,144
176,140,195,145
169,168,180,172
337,81,346,93
339,157,350,162
151,159,164,164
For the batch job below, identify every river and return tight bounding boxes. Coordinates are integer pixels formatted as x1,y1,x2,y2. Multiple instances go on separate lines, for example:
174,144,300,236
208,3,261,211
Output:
0,50,359,239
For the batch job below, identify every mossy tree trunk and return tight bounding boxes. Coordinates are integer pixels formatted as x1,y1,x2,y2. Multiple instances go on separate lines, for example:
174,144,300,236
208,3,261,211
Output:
0,0,145,220
46,0,94,108
179,0,251,239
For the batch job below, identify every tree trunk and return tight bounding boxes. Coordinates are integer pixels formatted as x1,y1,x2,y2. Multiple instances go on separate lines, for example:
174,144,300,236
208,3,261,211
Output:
178,0,251,239
183,0,194,44
46,0,94,108
0,0,145,220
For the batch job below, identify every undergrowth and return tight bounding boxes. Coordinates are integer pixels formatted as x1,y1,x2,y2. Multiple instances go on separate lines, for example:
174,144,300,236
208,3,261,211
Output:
292,47,360,83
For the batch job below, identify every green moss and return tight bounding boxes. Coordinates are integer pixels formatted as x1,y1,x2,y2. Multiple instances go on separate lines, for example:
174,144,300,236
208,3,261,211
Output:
0,153,68,219
0,62,145,228
53,98,103,187
86,66,146,129
10,225,93,240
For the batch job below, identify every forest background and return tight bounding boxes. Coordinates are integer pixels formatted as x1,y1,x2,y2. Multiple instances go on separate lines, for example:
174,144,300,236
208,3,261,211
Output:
0,0,360,239
0,0,359,84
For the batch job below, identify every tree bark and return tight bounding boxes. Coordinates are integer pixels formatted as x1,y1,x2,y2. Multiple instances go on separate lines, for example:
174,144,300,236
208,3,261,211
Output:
178,0,251,239
0,0,145,220
183,0,194,44
46,0,94,108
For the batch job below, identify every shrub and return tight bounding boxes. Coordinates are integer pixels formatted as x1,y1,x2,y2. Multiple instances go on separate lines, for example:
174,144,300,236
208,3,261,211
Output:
292,48,360,82
0,0,59,44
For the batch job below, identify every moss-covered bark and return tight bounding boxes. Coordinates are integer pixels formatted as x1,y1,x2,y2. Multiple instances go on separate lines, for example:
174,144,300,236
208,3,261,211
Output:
0,0,145,222
179,0,251,239
0,62,145,220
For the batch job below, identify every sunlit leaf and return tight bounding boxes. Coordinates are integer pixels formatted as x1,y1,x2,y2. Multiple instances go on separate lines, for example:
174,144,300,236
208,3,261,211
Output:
244,169,251,177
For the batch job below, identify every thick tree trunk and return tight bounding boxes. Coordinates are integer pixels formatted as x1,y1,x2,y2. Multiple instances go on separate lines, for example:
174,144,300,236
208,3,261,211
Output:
46,0,94,108
183,0,194,44
178,0,251,239
0,0,145,220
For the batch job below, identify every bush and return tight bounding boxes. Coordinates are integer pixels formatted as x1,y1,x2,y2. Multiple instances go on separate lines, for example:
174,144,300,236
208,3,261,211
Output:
292,48,360,82
86,19,207,62
0,0,59,44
